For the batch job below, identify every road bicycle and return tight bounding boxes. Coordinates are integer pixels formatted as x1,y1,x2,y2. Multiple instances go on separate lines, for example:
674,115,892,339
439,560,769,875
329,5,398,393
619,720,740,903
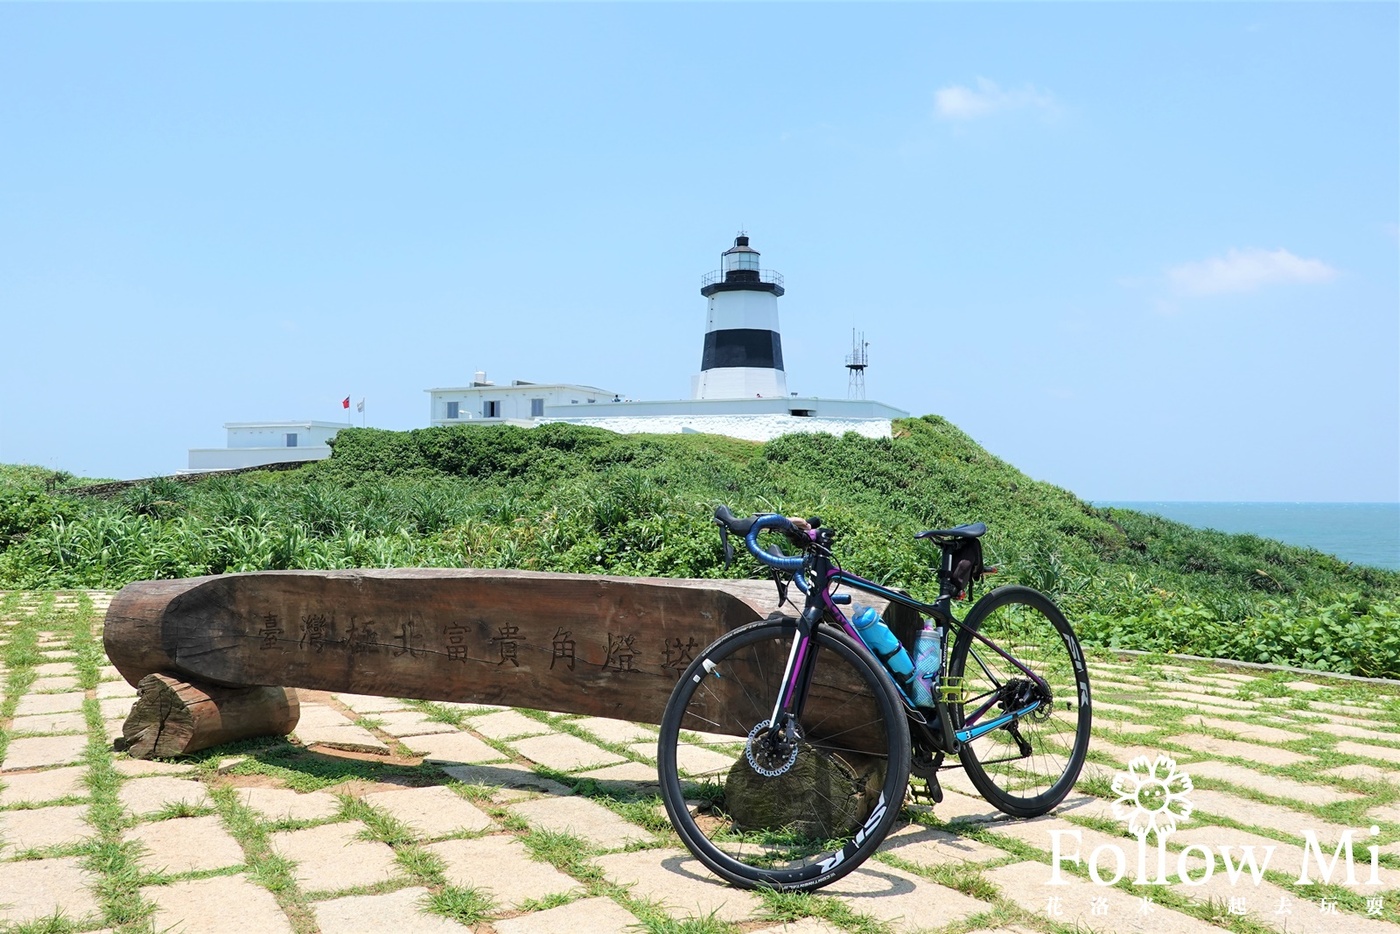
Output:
656,507,1092,891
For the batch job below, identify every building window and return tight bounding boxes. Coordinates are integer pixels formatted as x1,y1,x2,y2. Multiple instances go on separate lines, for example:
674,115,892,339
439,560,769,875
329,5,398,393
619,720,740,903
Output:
446,401,459,420
530,398,545,417
286,433,298,447
483,400,501,418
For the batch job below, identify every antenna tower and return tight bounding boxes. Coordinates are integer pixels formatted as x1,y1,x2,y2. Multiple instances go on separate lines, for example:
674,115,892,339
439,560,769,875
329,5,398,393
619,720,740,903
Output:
845,329,869,400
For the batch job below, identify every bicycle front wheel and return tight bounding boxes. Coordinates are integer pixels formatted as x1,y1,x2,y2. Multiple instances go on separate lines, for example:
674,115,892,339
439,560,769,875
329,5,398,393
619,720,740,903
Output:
657,618,911,891
947,585,1091,818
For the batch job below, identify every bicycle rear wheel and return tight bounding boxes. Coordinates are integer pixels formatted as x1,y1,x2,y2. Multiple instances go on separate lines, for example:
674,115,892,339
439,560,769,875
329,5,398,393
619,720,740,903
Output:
947,585,1091,818
657,618,911,891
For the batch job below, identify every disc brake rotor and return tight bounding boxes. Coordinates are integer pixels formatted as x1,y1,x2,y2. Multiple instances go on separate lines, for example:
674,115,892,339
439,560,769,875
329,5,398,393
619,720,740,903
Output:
744,719,802,777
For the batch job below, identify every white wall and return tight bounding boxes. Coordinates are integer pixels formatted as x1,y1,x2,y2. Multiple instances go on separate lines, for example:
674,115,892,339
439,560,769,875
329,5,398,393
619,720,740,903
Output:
705,289,780,332
187,446,331,471
428,384,616,426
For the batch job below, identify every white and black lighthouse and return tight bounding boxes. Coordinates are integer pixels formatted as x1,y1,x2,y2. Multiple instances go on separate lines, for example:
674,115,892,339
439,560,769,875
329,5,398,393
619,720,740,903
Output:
691,235,788,400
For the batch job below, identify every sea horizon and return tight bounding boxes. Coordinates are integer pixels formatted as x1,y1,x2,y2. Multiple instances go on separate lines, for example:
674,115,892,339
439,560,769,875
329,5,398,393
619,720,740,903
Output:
1095,501,1400,572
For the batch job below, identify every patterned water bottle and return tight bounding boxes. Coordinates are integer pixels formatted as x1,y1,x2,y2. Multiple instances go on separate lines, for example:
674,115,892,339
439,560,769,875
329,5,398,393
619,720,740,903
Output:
910,624,941,708
852,605,917,703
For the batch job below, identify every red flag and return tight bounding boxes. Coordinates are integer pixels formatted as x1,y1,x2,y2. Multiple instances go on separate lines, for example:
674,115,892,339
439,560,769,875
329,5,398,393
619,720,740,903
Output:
342,396,350,409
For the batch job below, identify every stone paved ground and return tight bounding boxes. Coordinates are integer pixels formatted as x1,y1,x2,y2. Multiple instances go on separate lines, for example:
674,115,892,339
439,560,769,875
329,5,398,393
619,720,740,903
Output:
1,591,1398,933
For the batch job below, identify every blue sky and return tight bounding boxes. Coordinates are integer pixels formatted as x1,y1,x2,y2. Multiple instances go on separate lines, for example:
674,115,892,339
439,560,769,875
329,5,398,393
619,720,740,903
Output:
2,3,1396,502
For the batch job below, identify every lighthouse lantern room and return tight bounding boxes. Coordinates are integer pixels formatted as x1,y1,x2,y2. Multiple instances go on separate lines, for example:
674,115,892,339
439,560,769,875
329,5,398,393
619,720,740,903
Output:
692,235,788,400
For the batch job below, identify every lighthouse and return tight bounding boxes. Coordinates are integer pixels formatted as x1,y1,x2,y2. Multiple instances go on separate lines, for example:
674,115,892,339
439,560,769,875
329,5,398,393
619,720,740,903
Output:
691,235,788,400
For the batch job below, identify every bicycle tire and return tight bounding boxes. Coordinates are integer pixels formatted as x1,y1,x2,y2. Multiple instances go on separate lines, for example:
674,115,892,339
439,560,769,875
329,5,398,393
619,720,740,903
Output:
947,585,1091,818
657,617,911,891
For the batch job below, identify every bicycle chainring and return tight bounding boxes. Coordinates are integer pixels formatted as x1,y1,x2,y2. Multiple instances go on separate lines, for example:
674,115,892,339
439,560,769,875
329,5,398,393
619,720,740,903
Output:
744,719,802,777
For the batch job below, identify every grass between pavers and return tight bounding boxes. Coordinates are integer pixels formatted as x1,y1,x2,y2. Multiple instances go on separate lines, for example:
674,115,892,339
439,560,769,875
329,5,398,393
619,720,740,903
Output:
10,595,1400,934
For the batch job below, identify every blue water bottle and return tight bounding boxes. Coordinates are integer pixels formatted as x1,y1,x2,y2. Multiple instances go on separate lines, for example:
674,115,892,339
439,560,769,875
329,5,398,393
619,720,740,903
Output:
911,624,941,708
852,605,917,703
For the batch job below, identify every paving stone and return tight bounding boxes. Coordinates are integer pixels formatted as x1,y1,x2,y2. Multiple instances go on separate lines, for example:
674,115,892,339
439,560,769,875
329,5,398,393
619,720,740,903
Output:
816,860,988,933
294,723,391,755
928,789,1005,825
334,693,414,714
1162,690,1260,709
268,821,400,893
664,742,737,777
1161,734,1312,767
28,675,81,692
469,709,556,740
1153,698,1260,718
1183,716,1309,744
1323,762,1396,785
1095,719,1159,735
240,786,342,822
426,835,583,908
365,711,458,737
1,734,88,771
985,859,1220,933
1309,700,1389,719
99,696,135,720
144,874,294,934
1089,738,1181,766
570,716,658,746
1054,794,1118,821
750,920,848,934
596,848,764,922
0,856,102,927
0,804,92,854
1329,722,1399,744
401,731,508,764
118,776,211,816
438,762,572,796
879,823,1010,865
508,795,652,848
0,765,87,805
313,886,463,934
1094,701,1148,716
12,692,84,716
297,703,356,728
8,711,87,735
1369,804,1400,825
1184,761,1360,806
128,814,245,874
509,732,626,772
1283,680,1326,692
361,784,494,838
575,760,661,788
113,757,196,777
94,680,137,699
491,896,639,934
1336,741,1400,766
32,662,77,677
1187,789,1353,844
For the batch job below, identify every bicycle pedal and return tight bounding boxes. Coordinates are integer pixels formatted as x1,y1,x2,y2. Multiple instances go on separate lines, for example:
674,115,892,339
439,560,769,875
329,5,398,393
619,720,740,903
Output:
909,774,944,806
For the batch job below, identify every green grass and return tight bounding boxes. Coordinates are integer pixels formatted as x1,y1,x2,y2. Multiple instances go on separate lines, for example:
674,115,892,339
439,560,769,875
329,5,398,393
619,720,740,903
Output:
3,418,1396,676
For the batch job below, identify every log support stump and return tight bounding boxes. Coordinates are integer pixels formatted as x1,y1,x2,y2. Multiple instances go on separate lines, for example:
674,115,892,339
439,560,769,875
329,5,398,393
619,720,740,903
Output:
121,673,299,759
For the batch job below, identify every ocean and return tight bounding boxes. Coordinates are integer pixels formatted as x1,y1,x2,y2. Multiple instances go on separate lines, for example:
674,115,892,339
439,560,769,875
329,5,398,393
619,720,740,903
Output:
1096,502,1400,572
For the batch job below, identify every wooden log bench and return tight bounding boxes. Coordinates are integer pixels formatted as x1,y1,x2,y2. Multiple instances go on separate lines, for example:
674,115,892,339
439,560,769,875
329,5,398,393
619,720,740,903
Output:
105,568,796,757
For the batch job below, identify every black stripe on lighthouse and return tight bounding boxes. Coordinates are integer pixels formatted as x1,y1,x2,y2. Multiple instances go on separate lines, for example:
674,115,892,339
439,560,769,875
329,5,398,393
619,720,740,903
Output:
701,329,785,371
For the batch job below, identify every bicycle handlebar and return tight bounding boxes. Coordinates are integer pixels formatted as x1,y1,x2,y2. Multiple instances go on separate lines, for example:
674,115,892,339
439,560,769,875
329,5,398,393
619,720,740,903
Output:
714,506,807,573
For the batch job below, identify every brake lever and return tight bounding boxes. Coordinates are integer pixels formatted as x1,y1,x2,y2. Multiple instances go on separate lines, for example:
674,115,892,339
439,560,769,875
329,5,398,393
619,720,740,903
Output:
717,522,733,568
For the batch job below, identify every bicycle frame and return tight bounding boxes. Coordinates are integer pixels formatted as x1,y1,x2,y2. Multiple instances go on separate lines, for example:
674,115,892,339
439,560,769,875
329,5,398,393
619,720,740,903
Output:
776,546,1050,757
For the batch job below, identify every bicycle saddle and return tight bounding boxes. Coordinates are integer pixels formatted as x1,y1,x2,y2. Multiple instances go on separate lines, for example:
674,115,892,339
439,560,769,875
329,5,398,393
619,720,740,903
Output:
915,522,987,541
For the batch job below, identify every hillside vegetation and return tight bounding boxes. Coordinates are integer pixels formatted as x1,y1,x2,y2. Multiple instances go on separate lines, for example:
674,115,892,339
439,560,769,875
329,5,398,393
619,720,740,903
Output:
2,417,1397,678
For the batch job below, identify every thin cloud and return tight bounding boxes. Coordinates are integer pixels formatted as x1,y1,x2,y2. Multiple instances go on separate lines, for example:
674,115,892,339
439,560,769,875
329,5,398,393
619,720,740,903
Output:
934,77,1057,120
1166,247,1338,296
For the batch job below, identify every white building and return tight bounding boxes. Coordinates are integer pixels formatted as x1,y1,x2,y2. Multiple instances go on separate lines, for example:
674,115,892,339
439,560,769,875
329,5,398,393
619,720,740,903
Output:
186,421,343,472
426,374,621,427
426,236,908,441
